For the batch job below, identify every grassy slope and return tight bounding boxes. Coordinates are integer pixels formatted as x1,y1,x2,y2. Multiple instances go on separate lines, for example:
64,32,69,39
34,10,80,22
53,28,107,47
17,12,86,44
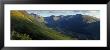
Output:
11,10,74,40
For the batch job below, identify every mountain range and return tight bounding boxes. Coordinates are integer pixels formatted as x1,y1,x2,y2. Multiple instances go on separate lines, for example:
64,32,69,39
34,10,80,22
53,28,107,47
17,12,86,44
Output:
11,10,100,40
44,14,100,40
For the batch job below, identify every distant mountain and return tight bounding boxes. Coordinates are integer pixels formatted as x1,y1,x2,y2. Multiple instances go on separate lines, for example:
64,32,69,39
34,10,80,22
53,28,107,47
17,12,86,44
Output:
44,14,100,40
82,15,100,23
84,21,100,39
29,13,44,22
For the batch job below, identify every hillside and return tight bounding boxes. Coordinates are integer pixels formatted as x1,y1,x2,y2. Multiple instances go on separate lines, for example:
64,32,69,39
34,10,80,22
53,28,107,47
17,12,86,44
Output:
11,10,74,40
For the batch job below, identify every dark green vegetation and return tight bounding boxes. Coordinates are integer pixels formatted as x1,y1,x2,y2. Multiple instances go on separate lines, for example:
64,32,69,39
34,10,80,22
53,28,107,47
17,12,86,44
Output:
11,10,74,40
44,14,100,40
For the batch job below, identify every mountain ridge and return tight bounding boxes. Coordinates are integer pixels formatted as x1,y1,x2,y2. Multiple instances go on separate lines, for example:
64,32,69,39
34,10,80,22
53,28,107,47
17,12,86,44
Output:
44,14,100,40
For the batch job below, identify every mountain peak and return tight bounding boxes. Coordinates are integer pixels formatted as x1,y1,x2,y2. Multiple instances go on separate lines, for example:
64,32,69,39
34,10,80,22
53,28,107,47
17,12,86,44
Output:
82,15,99,23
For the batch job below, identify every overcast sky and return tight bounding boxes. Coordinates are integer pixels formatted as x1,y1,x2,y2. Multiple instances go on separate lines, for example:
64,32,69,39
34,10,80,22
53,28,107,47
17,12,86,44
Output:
26,10,100,18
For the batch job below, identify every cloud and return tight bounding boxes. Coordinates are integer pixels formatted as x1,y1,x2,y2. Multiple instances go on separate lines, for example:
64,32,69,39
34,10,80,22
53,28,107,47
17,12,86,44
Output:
26,10,99,18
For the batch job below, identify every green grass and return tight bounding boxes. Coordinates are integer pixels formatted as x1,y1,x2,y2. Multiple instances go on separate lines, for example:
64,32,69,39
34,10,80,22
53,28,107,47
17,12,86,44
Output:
11,10,74,40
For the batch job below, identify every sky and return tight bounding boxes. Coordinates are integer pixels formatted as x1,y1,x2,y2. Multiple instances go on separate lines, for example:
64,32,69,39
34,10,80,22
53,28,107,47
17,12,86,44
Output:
26,10,100,18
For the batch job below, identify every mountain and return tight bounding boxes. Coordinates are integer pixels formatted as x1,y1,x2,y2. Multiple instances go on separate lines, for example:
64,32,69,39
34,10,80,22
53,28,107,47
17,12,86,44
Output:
11,10,74,40
84,21,100,39
11,10,100,40
44,14,100,40
29,13,44,22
